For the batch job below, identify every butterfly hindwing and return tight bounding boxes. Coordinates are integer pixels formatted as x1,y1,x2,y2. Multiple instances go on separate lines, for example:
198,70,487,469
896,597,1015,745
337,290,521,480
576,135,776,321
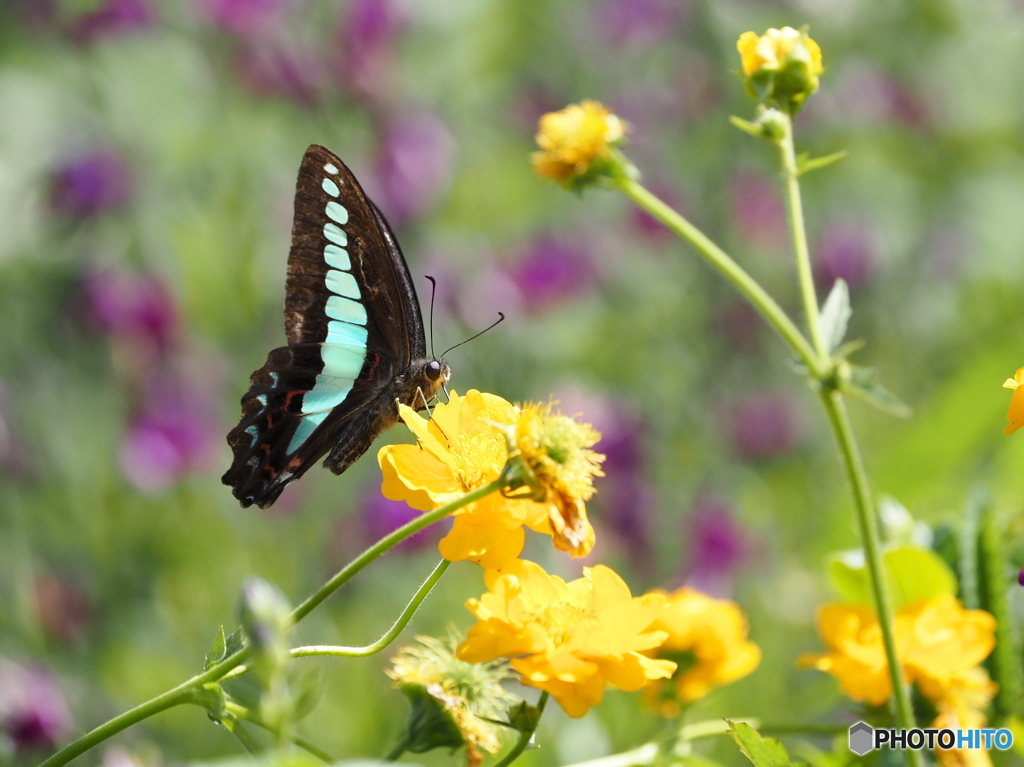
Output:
223,145,436,509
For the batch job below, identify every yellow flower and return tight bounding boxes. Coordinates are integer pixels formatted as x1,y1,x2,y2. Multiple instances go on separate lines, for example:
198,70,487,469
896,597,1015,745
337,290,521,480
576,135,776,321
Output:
378,390,551,569
643,588,761,714
457,559,676,717
505,402,604,557
931,667,998,767
532,100,626,187
800,594,996,706
1002,367,1024,434
736,27,823,113
388,635,517,766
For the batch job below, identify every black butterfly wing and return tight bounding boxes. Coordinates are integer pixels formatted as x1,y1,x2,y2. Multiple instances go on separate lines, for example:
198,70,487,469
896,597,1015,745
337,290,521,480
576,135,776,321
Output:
222,145,427,508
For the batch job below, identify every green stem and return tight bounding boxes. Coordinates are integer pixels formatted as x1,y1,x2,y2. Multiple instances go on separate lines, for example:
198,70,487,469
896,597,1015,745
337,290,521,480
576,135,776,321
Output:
384,735,412,761
225,559,452,680
817,392,920,757
290,481,500,623
491,692,549,767
42,484,501,767
777,117,828,359
224,701,339,763
560,719,848,767
776,115,919,766
614,175,824,378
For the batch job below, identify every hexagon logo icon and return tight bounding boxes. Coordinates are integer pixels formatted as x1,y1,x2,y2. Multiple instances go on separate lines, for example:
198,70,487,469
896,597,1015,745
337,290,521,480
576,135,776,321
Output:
848,721,874,755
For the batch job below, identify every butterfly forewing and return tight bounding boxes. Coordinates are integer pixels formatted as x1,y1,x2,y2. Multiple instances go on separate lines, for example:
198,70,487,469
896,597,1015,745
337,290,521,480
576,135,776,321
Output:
223,145,430,508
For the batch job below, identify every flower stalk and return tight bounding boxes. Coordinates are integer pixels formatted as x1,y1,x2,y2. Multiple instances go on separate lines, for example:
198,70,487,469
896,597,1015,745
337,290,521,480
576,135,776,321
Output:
41,483,502,767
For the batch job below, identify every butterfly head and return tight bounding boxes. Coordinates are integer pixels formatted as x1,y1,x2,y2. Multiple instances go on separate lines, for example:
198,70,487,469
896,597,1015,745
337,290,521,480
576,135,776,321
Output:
424,358,451,385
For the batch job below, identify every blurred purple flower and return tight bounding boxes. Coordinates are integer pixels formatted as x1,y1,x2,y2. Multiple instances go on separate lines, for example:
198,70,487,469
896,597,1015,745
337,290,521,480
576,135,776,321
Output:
82,270,178,356
49,148,133,218
120,378,219,491
839,64,931,130
728,392,802,460
0,662,72,754
814,221,877,291
629,181,684,242
506,235,596,314
684,495,752,596
594,0,683,48
200,0,284,36
368,112,454,226
729,172,787,250
556,390,655,571
69,0,154,44
360,488,440,553
233,40,325,106
335,0,404,103
33,574,92,644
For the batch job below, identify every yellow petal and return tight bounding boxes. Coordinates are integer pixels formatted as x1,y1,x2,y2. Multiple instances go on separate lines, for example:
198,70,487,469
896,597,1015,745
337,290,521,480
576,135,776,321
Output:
378,443,457,511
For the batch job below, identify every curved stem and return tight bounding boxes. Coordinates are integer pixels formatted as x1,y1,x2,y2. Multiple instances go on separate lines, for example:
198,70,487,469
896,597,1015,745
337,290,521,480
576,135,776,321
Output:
225,559,451,680
39,684,198,767
614,176,824,378
777,118,828,359
42,484,501,767
818,392,920,756
289,481,500,623
491,692,549,767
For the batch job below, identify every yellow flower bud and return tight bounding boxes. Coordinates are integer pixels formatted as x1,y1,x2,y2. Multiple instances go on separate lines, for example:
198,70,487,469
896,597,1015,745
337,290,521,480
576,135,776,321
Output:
532,100,627,190
736,27,823,114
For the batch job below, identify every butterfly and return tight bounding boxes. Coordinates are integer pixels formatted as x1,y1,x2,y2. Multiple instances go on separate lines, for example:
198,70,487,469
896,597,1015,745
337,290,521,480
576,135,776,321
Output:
222,144,451,509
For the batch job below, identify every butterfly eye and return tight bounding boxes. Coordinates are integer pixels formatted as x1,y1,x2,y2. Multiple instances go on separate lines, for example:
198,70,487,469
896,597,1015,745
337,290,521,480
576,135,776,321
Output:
425,360,443,381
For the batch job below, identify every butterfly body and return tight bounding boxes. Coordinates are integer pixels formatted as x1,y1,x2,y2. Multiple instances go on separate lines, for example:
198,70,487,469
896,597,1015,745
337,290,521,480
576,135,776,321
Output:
223,145,450,509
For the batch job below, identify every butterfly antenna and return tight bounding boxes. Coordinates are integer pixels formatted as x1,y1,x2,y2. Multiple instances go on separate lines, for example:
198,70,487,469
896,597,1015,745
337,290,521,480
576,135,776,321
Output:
440,312,506,359
425,275,438,360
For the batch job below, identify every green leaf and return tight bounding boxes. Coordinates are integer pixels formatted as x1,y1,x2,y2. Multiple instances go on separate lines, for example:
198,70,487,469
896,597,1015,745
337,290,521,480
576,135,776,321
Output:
827,545,957,610
225,627,247,657
726,721,797,767
205,626,227,670
844,365,912,418
819,279,851,354
797,150,848,176
977,503,1023,717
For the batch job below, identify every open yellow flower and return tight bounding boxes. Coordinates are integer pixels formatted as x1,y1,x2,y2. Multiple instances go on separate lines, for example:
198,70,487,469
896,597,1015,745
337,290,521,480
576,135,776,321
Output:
800,594,996,706
505,402,604,557
532,100,626,187
1002,367,1024,434
643,588,761,714
378,390,551,569
736,27,823,113
457,559,676,717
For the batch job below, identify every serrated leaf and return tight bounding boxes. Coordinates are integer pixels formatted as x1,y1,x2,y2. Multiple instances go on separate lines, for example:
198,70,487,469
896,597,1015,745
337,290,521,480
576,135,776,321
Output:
819,279,851,354
205,626,227,670
827,545,957,610
797,150,848,176
727,721,796,767
844,365,912,418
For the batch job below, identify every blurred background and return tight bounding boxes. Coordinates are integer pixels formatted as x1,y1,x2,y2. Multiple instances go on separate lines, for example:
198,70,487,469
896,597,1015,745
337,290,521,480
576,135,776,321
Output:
2,0,1024,763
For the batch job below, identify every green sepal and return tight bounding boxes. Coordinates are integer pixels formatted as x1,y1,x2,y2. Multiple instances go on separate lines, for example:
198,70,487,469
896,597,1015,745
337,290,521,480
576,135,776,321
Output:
398,683,465,754
730,115,766,139
506,700,542,734
726,721,798,767
192,682,228,718
842,364,912,418
828,544,957,610
797,150,848,176
977,502,1023,717
818,279,851,355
